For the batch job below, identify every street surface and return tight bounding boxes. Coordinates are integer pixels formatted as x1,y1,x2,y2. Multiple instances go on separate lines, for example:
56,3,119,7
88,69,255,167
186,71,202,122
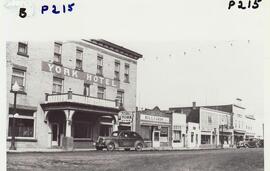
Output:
7,148,264,171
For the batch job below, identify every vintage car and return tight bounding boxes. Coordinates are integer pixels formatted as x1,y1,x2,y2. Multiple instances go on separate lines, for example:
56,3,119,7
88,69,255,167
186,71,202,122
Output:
237,138,262,148
95,130,145,151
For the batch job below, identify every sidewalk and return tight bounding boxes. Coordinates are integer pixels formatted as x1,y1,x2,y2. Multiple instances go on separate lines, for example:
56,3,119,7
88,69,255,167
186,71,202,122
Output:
7,146,224,153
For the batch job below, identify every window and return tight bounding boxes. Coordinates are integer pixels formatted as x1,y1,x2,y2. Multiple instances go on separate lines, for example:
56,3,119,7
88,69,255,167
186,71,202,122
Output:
8,109,35,138
54,43,62,64
17,42,28,56
173,130,181,142
73,122,92,138
11,68,26,92
191,132,194,143
160,127,168,137
52,77,63,94
124,64,130,83
97,54,103,76
208,116,212,124
114,61,120,80
116,91,124,106
83,84,90,97
140,126,151,140
100,125,111,136
97,86,105,99
76,48,83,70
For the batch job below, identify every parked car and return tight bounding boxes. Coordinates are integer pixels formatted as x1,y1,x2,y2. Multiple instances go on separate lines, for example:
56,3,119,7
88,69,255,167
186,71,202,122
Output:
237,138,262,148
257,139,264,148
95,130,145,151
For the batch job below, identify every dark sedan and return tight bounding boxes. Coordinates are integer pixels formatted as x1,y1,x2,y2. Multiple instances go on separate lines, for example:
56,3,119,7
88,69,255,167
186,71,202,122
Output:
95,130,145,151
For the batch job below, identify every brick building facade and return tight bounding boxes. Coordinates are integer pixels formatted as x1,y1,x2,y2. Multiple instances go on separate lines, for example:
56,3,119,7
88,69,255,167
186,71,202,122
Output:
6,39,142,149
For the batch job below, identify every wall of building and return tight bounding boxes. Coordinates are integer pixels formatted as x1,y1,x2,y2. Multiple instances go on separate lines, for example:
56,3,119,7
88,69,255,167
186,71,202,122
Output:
6,41,139,149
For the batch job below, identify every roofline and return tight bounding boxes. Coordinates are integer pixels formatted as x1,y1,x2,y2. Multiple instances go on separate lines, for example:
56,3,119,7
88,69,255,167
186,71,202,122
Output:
82,39,143,60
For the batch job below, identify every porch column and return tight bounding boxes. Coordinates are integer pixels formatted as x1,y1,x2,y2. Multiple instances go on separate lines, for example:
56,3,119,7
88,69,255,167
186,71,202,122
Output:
44,111,52,148
63,110,75,150
64,110,75,137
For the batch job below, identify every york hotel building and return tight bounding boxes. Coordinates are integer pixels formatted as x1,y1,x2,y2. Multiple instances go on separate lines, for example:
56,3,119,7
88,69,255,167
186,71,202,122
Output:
6,39,142,149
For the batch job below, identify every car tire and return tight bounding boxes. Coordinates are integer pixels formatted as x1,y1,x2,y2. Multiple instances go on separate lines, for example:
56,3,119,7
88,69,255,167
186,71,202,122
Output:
135,143,143,151
107,143,115,151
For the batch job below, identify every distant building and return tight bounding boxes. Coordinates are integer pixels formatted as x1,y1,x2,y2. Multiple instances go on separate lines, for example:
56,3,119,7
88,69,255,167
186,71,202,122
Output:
170,102,232,148
171,112,186,148
135,106,172,148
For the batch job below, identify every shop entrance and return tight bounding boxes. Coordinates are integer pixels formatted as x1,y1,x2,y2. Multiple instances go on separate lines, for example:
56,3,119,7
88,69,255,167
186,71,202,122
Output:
152,131,160,147
51,123,60,146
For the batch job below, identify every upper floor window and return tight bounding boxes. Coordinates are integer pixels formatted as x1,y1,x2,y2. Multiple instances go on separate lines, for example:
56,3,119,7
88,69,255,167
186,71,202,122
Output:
52,77,63,94
76,48,83,70
116,90,124,106
97,54,103,76
83,83,90,97
124,64,130,83
11,68,26,92
114,61,120,80
17,42,28,57
97,86,105,99
54,43,62,64
208,116,212,124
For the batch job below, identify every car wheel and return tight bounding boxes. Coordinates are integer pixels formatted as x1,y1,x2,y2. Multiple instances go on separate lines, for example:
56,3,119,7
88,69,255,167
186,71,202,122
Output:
135,143,143,151
107,143,115,151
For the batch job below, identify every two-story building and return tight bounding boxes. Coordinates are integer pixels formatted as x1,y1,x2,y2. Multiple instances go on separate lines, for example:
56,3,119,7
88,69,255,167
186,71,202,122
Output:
6,39,142,150
170,102,233,148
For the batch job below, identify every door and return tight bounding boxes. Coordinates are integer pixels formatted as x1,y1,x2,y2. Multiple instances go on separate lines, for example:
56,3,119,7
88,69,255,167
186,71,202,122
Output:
51,123,59,146
152,131,160,148
119,131,133,147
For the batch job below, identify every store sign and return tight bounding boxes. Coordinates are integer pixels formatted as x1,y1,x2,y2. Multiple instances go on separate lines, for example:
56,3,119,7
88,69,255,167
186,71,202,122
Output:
140,114,169,123
119,111,133,123
41,61,120,88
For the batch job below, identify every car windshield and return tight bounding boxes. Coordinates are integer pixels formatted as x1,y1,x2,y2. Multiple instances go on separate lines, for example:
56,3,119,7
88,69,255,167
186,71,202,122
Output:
111,132,119,137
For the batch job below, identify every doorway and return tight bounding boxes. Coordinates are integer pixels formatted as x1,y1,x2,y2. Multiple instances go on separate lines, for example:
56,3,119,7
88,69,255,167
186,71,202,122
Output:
152,131,160,148
51,123,60,146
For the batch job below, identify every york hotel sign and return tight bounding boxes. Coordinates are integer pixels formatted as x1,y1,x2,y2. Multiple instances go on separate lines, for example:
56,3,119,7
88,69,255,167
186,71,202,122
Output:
41,61,120,88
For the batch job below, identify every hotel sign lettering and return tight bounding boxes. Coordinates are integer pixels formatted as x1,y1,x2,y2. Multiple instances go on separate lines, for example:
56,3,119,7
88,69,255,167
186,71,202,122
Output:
41,61,120,88
140,114,169,123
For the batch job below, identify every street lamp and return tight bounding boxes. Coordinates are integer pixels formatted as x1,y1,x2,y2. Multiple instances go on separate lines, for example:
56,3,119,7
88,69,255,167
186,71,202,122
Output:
9,81,20,150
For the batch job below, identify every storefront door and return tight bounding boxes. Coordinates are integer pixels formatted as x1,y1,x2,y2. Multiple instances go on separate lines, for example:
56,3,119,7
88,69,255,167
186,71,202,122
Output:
152,131,160,148
51,123,59,146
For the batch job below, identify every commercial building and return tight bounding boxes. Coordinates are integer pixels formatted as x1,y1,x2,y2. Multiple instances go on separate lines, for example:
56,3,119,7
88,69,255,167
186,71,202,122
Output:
135,107,172,148
171,112,186,148
186,122,200,148
170,102,233,148
170,100,257,147
6,39,142,149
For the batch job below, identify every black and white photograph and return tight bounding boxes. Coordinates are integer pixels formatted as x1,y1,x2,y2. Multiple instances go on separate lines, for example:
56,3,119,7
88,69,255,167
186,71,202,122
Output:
1,1,269,171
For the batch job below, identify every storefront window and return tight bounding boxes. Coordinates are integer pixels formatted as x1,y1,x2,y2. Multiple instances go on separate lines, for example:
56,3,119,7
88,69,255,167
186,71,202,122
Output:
140,125,151,140
73,122,92,138
173,130,181,142
8,109,35,138
201,135,211,144
100,125,111,136
160,127,168,137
